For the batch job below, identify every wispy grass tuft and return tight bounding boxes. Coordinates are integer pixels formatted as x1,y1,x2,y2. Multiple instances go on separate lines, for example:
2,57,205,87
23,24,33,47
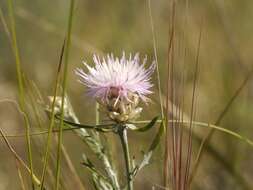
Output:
164,0,176,188
183,21,202,190
163,1,203,189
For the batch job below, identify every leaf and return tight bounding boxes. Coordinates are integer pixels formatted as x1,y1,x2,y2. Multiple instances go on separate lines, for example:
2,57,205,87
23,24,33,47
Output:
55,115,115,132
92,179,100,190
81,154,112,187
148,120,164,151
132,116,159,132
131,152,152,178
84,159,113,190
188,121,253,147
131,120,165,180
92,174,113,190
139,151,152,170
81,154,96,172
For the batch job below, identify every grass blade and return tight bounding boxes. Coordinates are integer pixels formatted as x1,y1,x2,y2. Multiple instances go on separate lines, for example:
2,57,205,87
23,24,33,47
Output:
133,116,159,132
40,40,65,189
190,66,253,184
15,159,26,190
6,0,34,187
0,126,41,186
55,0,75,189
148,0,164,118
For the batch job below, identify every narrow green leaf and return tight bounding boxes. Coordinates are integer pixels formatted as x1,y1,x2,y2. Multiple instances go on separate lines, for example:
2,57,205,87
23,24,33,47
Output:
133,116,159,132
60,118,115,132
82,155,112,187
92,179,100,190
185,121,253,147
148,120,164,151
129,120,165,182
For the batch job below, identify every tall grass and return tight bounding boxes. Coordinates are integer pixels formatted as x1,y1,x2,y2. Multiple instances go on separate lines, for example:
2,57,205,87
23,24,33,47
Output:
161,1,253,189
164,0,176,188
163,1,202,189
55,0,75,189
6,0,35,188
39,39,65,189
148,0,164,119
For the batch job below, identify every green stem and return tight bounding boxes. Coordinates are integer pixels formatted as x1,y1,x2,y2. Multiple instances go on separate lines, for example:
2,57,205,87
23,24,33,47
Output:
7,0,34,188
118,126,133,190
55,0,74,189
40,39,65,190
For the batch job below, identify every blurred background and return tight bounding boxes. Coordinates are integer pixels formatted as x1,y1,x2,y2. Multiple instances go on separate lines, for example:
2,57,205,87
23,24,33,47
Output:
1,0,253,189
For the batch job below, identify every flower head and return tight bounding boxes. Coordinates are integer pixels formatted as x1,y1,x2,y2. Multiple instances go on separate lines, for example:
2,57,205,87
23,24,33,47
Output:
75,53,155,122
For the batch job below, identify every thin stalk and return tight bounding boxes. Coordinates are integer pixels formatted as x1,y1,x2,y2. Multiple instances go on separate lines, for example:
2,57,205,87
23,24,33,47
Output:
7,0,34,187
25,78,44,129
55,0,74,189
118,127,133,190
190,66,253,185
183,20,202,189
60,144,86,190
15,158,26,190
0,5,11,40
148,0,164,118
164,1,176,187
40,39,65,190
0,127,41,186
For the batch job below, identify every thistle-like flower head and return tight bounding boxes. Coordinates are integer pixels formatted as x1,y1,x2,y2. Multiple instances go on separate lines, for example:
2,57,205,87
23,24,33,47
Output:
75,53,155,122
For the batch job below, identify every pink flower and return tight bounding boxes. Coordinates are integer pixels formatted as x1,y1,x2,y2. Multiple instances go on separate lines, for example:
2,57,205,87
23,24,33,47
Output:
75,53,155,103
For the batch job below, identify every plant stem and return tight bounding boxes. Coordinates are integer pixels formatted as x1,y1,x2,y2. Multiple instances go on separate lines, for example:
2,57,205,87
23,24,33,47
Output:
118,126,133,190
40,39,65,190
55,0,74,189
7,0,34,188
